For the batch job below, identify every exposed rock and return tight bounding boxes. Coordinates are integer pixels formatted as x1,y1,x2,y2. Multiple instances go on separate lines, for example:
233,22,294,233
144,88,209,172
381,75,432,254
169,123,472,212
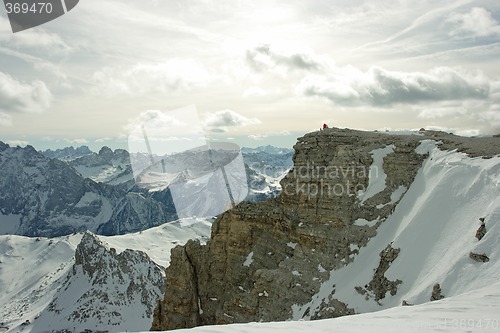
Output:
469,252,490,263
402,300,413,306
430,283,444,301
476,218,486,241
357,244,402,302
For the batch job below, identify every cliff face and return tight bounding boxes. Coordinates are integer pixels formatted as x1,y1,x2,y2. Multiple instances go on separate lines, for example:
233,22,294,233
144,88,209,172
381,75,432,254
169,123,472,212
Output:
151,128,500,330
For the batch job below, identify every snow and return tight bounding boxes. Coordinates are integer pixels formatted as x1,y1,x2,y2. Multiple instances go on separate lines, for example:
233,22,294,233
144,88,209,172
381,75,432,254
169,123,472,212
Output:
358,145,395,204
103,217,212,267
0,214,21,235
353,217,380,228
75,192,100,208
243,252,254,267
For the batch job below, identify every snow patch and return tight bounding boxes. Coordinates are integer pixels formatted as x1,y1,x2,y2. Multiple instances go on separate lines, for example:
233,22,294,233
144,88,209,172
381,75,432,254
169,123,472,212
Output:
358,145,395,204
243,252,254,267
353,217,380,228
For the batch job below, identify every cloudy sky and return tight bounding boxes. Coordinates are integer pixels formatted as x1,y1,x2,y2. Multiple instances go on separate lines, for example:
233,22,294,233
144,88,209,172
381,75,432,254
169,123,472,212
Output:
1,0,500,150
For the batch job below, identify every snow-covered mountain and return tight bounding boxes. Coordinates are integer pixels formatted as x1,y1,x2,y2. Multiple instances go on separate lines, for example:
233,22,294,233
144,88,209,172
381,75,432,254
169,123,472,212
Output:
0,218,212,333
68,146,134,187
41,146,93,160
0,142,177,237
0,141,292,237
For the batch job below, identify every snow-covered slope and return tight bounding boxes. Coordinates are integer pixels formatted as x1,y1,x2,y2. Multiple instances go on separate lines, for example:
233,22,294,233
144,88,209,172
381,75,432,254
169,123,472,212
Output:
0,218,212,333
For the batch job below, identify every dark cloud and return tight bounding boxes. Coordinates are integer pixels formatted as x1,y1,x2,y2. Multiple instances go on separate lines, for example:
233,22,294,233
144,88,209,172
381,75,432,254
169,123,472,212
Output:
297,66,490,106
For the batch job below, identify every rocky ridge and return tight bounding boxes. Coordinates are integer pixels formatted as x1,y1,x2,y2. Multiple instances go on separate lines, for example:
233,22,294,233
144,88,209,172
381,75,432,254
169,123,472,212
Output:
152,128,500,330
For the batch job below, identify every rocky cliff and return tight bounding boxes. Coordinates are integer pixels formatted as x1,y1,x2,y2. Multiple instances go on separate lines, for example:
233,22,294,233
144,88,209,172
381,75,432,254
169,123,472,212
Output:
152,128,500,330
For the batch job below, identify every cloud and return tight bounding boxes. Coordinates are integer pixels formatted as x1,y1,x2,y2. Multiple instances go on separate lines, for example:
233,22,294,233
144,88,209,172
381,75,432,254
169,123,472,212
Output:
447,7,500,38
245,44,491,107
66,138,88,145
248,130,290,140
5,139,29,147
296,66,490,106
417,104,468,119
204,109,261,132
91,59,211,96
0,72,53,114
0,17,71,55
246,44,323,73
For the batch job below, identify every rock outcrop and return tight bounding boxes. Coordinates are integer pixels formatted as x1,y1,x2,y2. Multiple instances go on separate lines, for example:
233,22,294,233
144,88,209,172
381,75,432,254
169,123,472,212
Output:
475,218,486,241
469,252,490,263
356,244,402,303
152,128,430,330
152,128,500,331
430,283,445,301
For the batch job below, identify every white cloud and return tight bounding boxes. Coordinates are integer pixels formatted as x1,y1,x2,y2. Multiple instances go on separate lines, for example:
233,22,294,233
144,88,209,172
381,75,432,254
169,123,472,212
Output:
447,7,500,38
0,72,53,114
66,138,88,145
246,44,323,74
0,17,71,54
204,109,261,133
91,59,211,96
5,139,29,147
248,130,290,140
418,104,468,119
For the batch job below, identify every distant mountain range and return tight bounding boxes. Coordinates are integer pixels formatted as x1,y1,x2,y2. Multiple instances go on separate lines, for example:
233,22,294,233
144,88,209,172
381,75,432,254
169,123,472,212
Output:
0,142,293,237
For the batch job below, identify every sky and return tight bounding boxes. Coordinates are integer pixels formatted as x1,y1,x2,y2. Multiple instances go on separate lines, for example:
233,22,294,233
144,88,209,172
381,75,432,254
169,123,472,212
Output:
1,0,500,151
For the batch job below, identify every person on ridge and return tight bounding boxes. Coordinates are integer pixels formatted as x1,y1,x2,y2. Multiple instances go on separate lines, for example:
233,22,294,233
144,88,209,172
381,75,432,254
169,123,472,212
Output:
323,123,328,130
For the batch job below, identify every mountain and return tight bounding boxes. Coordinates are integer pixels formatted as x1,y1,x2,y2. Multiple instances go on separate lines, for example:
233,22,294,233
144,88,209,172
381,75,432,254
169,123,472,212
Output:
67,146,135,187
241,145,294,156
151,128,500,330
0,143,177,237
41,145,93,160
0,218,212,332
0,141,292,237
